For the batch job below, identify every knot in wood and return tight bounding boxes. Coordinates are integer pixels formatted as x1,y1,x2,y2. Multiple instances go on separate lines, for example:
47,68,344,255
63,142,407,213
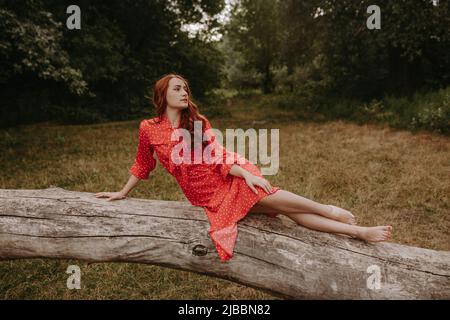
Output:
192,244,208,256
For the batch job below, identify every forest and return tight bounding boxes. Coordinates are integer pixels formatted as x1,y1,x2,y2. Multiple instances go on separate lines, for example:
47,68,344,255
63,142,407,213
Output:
1,0,448,133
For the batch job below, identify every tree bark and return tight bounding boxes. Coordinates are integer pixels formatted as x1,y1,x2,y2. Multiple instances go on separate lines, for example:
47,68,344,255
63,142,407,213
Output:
0,187,449,299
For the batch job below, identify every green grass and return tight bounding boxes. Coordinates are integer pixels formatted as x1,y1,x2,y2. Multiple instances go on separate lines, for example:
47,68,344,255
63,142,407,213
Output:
0,96,449,299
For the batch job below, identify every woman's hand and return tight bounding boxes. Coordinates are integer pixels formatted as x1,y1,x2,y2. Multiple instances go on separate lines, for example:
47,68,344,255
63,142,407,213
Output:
94,191,127,201
243,173,272,194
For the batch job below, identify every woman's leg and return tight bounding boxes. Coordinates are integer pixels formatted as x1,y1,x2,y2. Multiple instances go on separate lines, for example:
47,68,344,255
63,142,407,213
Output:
257,189,356,224
249,204,392,242
284,212,392,242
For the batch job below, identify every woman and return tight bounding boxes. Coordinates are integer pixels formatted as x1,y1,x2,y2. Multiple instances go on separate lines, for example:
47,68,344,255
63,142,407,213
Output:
95,73,392,262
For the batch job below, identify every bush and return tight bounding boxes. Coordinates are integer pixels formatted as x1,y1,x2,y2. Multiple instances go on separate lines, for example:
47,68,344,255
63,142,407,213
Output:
411,106,449,134
233,85,450,134
408,88,450,134
383,87,450,134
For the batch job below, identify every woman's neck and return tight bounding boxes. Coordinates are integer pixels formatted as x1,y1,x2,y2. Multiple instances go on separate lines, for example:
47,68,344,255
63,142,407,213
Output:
164,107,181,127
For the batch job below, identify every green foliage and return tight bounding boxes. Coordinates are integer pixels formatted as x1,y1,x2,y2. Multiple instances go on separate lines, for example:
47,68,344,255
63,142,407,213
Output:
293,86,450,134
225,0,282,93
224,0,449,102
0,4,88,95
1,0,226,127
394,87,450,134
316,0,450,98
3,0,449,132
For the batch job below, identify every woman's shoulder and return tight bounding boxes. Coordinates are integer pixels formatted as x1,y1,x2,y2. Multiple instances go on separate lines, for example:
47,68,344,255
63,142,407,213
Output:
138,117,169,144
139,117,162,128
137,118,161,139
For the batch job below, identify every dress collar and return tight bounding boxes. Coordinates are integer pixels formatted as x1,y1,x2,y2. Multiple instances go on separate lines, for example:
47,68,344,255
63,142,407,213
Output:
161,112,181,130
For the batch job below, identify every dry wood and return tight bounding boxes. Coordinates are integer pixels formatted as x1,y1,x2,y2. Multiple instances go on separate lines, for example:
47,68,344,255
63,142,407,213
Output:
0,187,449,299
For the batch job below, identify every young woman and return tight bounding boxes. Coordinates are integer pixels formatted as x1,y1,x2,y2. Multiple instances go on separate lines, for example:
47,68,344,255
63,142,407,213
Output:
95,73,392,262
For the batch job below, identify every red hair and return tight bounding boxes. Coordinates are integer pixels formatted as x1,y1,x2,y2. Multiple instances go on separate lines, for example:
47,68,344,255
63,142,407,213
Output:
151,73,209,146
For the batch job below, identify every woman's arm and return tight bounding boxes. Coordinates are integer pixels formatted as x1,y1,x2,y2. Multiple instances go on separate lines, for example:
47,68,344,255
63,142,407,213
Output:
95,174,141,201
96,120,157,201
120,174,141,196
229,164,272,194
229,164,250,179
204,116,272,195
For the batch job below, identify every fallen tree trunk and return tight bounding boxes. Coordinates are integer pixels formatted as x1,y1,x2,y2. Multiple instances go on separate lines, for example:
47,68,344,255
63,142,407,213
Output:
0,187,449,299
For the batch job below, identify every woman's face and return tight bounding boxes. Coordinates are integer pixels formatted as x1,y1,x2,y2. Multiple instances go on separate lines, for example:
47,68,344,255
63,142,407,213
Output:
166,77,189,109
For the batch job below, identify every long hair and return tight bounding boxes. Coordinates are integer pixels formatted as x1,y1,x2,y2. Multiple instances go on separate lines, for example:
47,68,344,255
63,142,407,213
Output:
152,74,209,146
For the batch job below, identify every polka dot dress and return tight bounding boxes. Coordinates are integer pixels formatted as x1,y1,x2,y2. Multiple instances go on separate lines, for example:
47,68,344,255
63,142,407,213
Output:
129,113,280,262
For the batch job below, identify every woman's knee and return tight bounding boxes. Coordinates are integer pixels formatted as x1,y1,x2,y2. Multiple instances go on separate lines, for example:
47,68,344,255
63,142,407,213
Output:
257,189,290,211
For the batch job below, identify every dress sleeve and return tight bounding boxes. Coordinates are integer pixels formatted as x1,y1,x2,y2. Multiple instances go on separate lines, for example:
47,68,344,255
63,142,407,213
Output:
203,118,241,180
129,120,157,180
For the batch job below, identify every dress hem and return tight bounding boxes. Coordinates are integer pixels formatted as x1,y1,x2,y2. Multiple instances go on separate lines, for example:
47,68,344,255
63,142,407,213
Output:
208,186,281,262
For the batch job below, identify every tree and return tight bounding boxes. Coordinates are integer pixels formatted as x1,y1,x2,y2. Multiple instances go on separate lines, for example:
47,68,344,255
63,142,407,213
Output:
277,0,318,92
315,0,450,98
226,0,281,93
0,0,227,126
224,0,449,100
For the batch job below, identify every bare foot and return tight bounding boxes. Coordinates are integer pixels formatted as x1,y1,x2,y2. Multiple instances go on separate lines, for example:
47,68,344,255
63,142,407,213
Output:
327,205,357,225
355,226,393,242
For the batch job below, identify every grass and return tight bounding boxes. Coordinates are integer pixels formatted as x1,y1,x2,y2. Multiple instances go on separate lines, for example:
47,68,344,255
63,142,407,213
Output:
0,96,449,299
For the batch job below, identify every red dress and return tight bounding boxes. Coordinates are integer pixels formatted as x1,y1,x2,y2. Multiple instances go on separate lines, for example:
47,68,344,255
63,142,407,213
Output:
129,113,280,262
